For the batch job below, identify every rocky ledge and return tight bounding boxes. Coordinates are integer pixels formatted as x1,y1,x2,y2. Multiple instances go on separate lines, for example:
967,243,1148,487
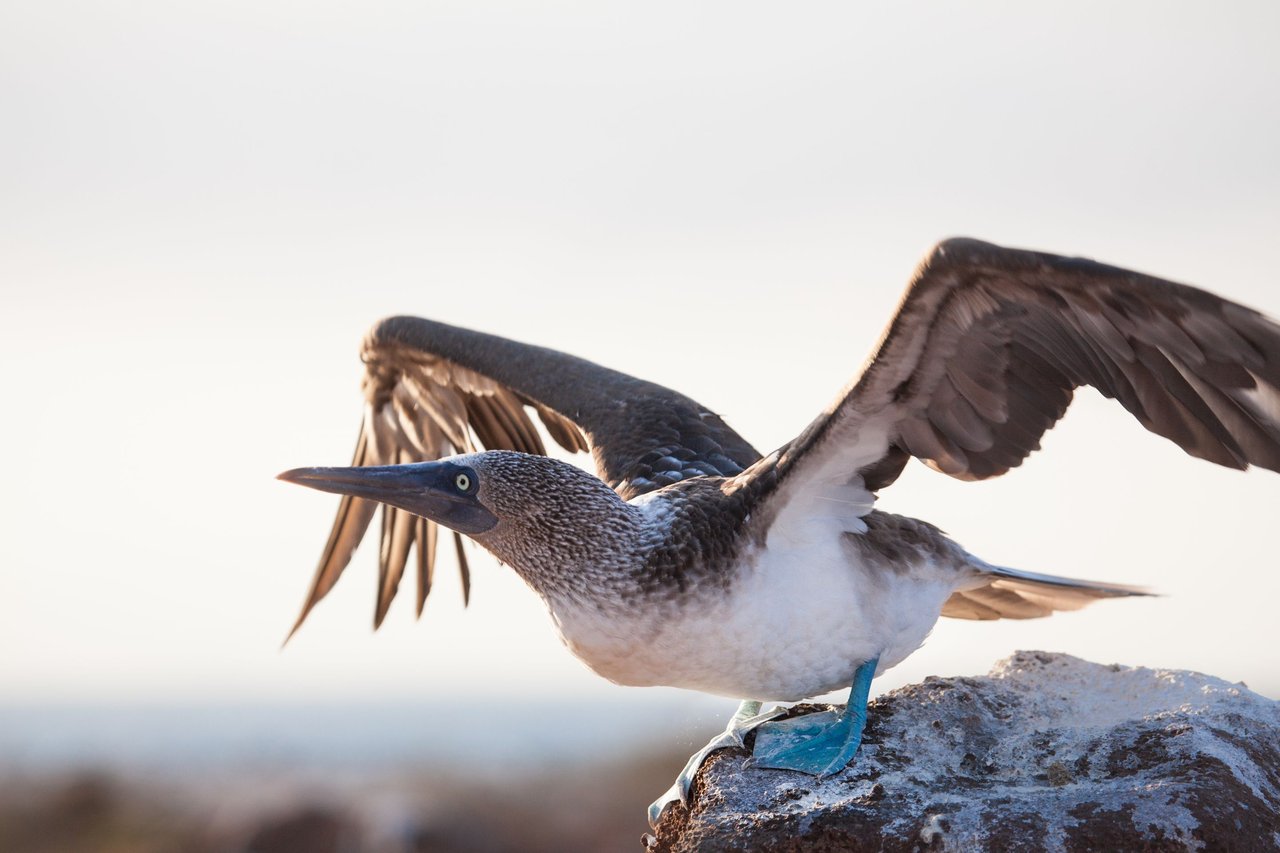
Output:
648,651,1280,852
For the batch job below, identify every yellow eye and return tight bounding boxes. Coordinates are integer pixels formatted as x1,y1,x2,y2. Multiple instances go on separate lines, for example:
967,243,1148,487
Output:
455,473,472,492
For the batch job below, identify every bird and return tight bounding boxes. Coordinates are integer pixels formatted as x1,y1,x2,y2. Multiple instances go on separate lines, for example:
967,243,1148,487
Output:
278,238,1280,825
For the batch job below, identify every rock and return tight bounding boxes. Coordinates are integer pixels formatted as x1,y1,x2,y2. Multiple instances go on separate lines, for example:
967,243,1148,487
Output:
242,806,360,853
648,651,1280,852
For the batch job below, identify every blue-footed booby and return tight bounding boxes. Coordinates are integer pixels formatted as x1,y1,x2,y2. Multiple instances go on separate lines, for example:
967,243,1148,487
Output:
278,239,1280,825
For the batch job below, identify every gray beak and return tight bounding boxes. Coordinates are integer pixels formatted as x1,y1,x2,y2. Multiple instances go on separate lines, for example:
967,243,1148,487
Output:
278,462,498,535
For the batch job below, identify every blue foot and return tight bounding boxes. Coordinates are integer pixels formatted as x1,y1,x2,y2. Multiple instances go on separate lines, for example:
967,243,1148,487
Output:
751,655,879,777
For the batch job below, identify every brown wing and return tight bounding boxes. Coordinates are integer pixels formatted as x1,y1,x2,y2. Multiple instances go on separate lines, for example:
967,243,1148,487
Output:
764,238,1280,501
288,317,760,636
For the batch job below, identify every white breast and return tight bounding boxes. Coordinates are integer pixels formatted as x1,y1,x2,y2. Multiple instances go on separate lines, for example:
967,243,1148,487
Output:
548,512,959,702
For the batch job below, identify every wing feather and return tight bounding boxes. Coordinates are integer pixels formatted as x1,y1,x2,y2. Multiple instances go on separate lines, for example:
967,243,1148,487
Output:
288,318,758,634
414,515,436,617
750,239,1280,534
376,500,415,628
286,426,380,638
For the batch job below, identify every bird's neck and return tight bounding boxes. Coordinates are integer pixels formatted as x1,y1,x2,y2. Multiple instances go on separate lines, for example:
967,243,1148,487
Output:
473,488,652,608
474,477,763,612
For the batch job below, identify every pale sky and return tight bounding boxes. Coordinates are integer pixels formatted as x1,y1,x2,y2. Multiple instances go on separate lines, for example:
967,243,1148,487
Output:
2,1,1278,713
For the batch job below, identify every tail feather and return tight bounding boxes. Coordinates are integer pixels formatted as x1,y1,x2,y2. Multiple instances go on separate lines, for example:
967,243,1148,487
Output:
943,564,1152,622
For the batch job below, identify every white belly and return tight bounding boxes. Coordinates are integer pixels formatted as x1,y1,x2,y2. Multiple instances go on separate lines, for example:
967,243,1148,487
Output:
549,524,959,702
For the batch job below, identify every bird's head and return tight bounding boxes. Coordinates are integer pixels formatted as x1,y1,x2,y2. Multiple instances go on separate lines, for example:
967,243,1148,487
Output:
278,451,638,586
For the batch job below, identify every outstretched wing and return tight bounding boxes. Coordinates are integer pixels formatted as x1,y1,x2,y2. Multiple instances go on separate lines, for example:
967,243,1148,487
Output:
288,316,760,635
747,238,1280,558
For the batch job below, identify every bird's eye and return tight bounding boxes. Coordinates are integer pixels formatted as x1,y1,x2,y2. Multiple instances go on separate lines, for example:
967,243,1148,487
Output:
454,473,472,492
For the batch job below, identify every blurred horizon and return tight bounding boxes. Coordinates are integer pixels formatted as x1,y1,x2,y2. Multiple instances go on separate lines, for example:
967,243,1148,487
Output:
0,693,726,772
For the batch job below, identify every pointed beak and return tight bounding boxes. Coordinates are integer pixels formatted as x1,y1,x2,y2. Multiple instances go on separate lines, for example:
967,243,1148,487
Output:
278,462,498,535
278,464,428,499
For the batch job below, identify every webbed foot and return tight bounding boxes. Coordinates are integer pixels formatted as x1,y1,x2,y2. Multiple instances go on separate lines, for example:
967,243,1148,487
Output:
750,707,865,776
749,655,880,778
647,700,784,827
647,656,880,825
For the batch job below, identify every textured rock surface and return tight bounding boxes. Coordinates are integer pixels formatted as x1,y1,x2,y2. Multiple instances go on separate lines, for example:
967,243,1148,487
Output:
648,652,1280,852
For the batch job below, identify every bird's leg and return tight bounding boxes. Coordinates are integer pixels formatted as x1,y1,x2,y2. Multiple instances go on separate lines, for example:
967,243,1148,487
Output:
647,658,880,826
750,655,880,777
647,699,785,827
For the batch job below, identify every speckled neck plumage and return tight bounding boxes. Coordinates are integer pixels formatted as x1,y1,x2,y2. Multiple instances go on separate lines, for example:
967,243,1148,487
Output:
467,452,650,608
469,454,773,616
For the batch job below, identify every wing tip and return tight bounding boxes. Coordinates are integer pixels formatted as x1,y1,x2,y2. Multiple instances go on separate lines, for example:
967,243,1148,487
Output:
281,606,311,648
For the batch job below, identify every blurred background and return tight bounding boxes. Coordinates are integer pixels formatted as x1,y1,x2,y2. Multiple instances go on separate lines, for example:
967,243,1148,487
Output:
2,1,1278,850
